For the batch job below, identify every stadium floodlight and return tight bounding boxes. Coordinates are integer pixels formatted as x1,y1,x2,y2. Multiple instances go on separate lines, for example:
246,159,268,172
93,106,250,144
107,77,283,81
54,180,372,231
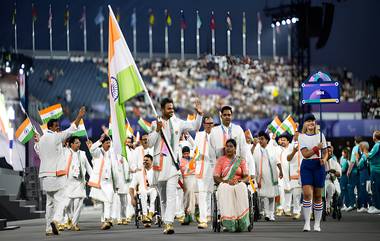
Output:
19,69,24,75
271,23,275,28
286,19,291,25
276,21,281,26
21,64,25,69
281,20,286,25
291,17,298,23
5,67,11,73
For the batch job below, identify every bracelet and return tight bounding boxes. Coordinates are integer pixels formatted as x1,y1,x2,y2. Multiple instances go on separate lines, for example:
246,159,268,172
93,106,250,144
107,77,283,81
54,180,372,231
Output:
312,146,320,156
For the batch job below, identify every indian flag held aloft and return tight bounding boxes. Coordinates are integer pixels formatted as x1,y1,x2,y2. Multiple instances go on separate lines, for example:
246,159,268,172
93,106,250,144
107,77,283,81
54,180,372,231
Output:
15,118,35,144
38,104,63,124
137,117,151,133
267,116,282,134
72,119,87,137
108,5,145,157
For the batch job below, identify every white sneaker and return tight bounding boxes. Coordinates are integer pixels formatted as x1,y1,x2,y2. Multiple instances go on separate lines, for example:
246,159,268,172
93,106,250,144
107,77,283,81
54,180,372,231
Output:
303,223,311,232
368,207,380,214
313,224,321,232
368,206,375,213
345,206,355,212
357,207,368,213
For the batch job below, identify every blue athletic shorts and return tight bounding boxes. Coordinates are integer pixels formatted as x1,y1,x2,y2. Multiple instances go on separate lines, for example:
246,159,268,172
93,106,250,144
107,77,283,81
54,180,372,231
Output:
300,159,326,188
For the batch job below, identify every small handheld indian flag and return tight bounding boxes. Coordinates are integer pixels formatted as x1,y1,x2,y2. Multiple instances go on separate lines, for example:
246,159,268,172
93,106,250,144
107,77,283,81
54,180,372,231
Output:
277,115,297,135
41,123,48,133
15,118,35,144
72,119,87,137
267,116,282,133
244,129,253,139
125,123,134,137
38,104,63,124
187,114,196,121
137,117,152,133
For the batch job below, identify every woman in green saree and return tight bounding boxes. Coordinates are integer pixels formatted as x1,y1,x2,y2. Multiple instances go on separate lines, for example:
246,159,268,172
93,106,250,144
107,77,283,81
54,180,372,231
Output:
213,139,250,232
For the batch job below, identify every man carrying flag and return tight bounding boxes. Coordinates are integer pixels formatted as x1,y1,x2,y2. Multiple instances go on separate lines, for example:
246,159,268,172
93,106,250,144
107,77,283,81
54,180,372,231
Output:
148,97,203,234
34,106,86,236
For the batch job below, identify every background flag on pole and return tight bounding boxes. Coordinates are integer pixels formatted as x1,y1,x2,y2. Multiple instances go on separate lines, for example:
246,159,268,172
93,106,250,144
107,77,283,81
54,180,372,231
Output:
149,9,155,26
242,12,246,34
15,118,35,144
257,12,262,35
210,11,215,30
79,6,86,28
12,3,16,25
38,104,63,124
116,7,120,23
130,9,136,27
165,9,172,26
267,116,282,133
226,11,232,31
108,5,145,157
180,10,187,29
48,4,52,29
32,3,37,22
95,6,105,25
196,11,202,29
64,5,69,26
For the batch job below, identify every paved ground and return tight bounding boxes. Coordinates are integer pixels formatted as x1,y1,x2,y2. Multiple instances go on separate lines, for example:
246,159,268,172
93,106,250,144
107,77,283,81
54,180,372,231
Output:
2,207,380,241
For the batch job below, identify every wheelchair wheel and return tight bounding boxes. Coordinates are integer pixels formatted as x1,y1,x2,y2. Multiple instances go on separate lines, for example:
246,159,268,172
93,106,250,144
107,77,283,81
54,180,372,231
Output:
135,195,142,228
252,192,261,222
322,198,327,221
247,191,254,232
211,192,220,232
155,195,162,227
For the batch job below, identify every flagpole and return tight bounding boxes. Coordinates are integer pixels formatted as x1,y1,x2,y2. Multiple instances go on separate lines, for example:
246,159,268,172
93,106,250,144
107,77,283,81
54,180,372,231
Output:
272,26,276,59
66,7,70,56
100,21,104,57
84,7,87,54
288,24,291,60
196,11,200,58
14,21,18,54
32,10,35,54
133,9,137,58
149,25,153,59
226,11,231,56
13,3,17,54
49,4,53,59
258,32,261,60
180,28,184,61
242,12,246,57
165,25,169,58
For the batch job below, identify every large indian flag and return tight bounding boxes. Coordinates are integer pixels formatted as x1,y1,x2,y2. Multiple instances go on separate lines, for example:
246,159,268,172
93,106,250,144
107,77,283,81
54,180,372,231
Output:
15,118,35,144
108,6,145,157
39,104,63,124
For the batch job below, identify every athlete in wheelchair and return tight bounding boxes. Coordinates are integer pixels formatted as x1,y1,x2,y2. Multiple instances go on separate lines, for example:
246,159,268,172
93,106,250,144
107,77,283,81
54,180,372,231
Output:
129,154,162,228
211,139,254,232
323,144,342,221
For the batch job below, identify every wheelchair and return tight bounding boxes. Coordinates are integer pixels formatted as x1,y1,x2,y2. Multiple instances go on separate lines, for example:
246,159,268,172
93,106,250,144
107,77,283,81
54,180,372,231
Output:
211,182,257,232
134,190,162,228
322,180,342,221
